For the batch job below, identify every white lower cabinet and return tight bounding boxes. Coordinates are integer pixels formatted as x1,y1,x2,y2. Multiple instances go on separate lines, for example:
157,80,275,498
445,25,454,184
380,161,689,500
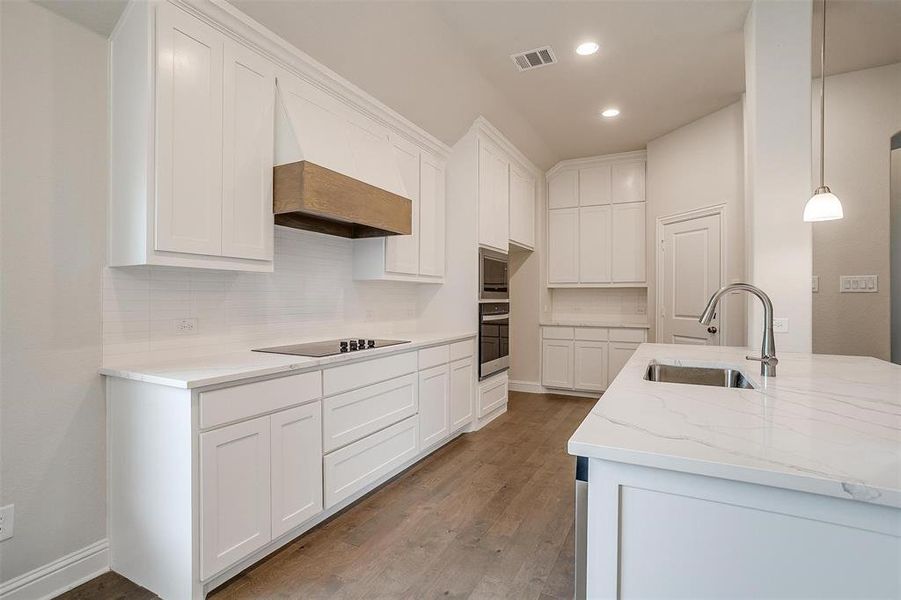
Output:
449,357,475,432
324,416,419,508
574,341,607,392
270,403,323,539
542,340,574,389
478,371,508,417
419,364,450,449
201,416,272,580
541,327,646,393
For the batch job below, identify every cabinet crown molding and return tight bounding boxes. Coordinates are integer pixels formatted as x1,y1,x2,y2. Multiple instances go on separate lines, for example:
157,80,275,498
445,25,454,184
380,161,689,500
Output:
164,0,451,159
468,116,543,178
546,149,647,179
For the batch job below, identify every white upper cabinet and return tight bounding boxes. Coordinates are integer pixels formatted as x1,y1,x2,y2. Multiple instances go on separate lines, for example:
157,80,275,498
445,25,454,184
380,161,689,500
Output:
221,39,275,261
419,155,447,277
545,152,647,287
548,169,579,209
110,2,274,271
353,138,447,282
509,162,536,250
478,140,510,252
384,136,421,276
154,3,224,257
611,161,646,204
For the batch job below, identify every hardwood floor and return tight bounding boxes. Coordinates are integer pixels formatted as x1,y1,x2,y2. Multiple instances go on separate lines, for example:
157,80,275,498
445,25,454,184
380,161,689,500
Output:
55,392,594,600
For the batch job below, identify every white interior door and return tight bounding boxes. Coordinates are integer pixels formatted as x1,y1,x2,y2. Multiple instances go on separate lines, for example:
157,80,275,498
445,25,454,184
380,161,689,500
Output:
658,212,723,345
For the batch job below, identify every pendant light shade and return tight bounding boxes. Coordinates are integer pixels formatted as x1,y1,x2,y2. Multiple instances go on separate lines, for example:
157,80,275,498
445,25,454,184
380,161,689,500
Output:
803,185,844,221
804,0,844,222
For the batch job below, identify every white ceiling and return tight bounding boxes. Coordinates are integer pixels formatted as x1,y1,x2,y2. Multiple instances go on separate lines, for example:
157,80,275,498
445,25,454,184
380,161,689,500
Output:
36,0,901,170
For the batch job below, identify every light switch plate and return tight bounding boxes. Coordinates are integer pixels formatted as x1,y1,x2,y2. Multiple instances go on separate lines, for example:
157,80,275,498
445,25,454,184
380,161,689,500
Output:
773,318,789,333
839,275,878,293
0,504,14,542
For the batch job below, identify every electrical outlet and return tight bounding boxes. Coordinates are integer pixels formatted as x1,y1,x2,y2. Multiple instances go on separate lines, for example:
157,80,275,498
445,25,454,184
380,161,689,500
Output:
773,318,789,333
174,318,197,335
636,305,647,314
812,276,819,293
0,504,14,542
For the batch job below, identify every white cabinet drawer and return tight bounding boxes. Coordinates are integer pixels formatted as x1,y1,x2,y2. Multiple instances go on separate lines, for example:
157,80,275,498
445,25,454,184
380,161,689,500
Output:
449,338,475,361
609,328,647,343
200,371,322,429
543,326,575,340
575,327,609,341
323,351,416,396
478,372,508,417
418,344,450,370
323,415,418,508
322,374,418,453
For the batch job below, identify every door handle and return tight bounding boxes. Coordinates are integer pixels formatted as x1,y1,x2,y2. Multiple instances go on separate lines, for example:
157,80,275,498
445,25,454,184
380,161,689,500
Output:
707,326,718,334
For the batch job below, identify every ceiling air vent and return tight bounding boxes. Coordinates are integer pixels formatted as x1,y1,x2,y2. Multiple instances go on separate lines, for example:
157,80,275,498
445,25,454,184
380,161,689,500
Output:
510,46,556,72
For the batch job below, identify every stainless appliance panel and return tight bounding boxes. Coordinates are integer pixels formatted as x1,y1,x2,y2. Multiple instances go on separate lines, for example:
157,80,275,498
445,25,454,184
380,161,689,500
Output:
479,248,509,300
479,302,509,379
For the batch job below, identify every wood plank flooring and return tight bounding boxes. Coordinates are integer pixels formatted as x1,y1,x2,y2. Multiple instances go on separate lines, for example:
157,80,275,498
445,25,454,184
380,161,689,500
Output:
55,392,594,600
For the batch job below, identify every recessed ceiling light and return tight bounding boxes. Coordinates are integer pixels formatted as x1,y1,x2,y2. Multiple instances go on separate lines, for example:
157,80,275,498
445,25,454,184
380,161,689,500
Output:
576,42,599,56
601,108,620,118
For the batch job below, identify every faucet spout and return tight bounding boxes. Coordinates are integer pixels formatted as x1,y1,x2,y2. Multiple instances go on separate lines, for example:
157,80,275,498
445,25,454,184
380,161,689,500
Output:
699,283,778,377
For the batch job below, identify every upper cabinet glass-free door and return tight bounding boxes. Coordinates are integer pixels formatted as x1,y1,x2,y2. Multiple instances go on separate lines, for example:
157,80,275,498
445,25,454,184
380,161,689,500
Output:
509,163,536,249
155,2,224,256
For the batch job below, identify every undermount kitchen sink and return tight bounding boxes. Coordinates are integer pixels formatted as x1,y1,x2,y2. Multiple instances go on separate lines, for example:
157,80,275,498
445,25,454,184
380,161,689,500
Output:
644,362,755,389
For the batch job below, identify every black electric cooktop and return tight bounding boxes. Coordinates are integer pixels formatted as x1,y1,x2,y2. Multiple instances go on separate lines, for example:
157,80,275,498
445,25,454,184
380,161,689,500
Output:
252,338,410,358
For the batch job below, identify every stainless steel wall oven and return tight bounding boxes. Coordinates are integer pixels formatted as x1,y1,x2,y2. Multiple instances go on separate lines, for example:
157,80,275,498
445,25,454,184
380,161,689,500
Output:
479,302,509,379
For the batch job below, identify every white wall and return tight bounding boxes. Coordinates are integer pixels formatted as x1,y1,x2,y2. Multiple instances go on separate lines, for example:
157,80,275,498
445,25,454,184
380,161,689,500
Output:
0,1,108,583
646,101,747,346
104,227,422,364
743,0,813,353
811,63,901,361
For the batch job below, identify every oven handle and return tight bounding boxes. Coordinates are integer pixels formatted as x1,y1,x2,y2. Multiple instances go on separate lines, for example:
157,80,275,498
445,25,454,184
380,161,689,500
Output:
481,314,509,322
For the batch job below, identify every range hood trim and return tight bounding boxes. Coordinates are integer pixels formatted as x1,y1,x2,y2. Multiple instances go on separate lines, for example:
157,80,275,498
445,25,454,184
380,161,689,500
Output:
273,160,412,238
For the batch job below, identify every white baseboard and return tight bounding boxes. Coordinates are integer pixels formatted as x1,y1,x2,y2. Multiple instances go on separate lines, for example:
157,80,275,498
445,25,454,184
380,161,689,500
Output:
508,380,600,399
0,539,109,600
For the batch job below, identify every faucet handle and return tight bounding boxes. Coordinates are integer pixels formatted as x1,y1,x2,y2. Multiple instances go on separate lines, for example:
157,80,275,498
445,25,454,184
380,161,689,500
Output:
746,354,779,367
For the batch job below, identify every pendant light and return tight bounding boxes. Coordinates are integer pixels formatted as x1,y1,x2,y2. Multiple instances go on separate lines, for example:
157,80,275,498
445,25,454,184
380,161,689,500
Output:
804,0,844,222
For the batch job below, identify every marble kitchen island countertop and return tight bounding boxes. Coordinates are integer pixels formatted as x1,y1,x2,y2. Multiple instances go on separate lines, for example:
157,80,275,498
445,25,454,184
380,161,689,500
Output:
100,331,477,389
568,343,901,508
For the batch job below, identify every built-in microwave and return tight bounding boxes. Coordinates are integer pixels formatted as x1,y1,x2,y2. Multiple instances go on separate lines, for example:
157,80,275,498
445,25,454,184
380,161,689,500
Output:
479,248,509,300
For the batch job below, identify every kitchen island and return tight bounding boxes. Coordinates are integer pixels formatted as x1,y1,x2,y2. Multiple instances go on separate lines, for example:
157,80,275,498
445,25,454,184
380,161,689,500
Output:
568,343,901,599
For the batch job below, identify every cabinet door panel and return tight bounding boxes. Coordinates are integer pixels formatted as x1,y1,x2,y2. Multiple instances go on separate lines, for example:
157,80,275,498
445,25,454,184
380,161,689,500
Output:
221,40,274,260
478,141,508,252
509,164,535,248
579,205,612,283
449,358,474,432
548,208,579,284
419,364,450,449
155,2,223,256
609,342,640,383
579,165,611,206
419,154,446,277
385,137,420,275
612,203,646,283
549,170,579,209
494,155,510,251
271,403,323,539
611,161,645,204
574,341,608,392
542,340,574,389
201,417,271,579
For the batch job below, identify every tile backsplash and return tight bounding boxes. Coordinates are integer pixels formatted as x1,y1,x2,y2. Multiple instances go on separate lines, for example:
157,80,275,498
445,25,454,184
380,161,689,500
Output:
550,288,648,321
102,227,421,364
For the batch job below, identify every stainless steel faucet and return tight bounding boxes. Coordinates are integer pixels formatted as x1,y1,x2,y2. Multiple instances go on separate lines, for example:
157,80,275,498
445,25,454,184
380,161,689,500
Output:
699,283,778,377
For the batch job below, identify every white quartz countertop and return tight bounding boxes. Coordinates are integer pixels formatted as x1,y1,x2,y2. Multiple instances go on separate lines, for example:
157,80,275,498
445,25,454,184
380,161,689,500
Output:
568,343,901,508
100,331,476,389
540,318,650,328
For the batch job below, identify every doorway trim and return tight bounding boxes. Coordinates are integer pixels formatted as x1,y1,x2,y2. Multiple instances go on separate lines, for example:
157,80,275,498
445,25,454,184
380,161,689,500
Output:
655,203,728,345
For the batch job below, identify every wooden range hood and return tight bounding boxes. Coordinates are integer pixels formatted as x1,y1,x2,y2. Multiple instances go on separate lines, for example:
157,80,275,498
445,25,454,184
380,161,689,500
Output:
273,161,411,238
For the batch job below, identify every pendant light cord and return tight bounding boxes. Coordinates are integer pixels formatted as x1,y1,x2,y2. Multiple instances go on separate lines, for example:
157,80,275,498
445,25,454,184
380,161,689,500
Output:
819,0,826,188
